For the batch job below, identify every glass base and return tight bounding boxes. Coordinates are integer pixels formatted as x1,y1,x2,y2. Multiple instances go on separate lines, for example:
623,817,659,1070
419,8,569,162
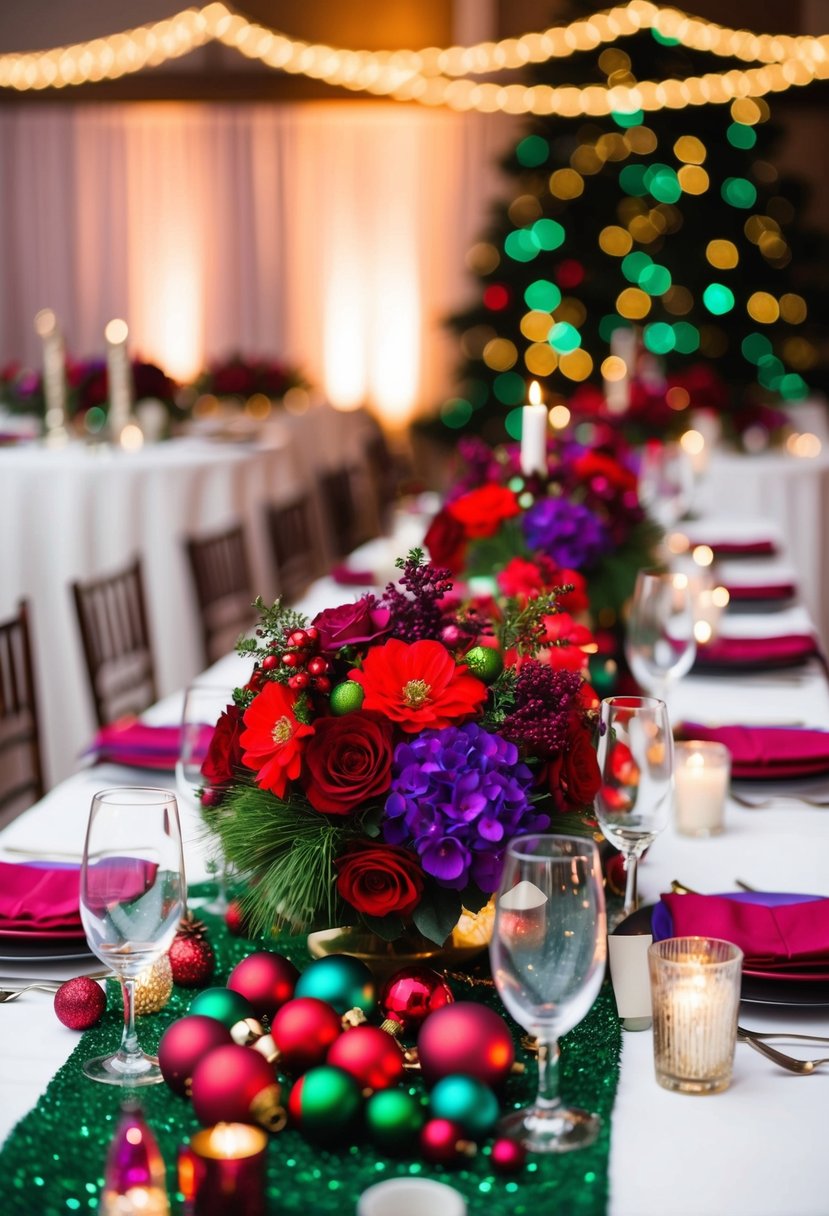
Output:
201,890,229,916
655,1071,731,1095
498,1104,601,1153
82,1051,164,1087
622,1016,653,1032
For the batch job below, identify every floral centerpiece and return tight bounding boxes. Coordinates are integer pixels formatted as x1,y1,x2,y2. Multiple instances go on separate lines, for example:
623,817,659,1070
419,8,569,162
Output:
193,353,308,401
199,551,601,946
0,356,181,425
424,431,661,630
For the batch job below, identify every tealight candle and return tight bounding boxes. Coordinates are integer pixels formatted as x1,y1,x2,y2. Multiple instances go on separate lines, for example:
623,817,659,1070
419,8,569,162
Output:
180,1123,268,1216
648,937,743,1094
519,380,548,477
674,741,730,837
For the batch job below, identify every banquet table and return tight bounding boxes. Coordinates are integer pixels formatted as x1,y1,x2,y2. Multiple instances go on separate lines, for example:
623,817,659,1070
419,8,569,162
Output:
1,533,829,1216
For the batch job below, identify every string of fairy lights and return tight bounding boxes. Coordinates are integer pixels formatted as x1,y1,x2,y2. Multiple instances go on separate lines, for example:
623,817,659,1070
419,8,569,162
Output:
1,1,828,116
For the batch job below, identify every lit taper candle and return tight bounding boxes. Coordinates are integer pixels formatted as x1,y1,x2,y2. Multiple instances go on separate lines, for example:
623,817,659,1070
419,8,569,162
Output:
520,380,548,477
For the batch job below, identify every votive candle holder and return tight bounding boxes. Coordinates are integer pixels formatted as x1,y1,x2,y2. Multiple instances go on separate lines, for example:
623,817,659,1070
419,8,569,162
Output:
648,936,743,1094
674,741,730,837
179,1123,268,1216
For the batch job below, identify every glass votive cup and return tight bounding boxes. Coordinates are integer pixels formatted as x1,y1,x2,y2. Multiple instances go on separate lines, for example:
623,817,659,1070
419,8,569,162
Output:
357,1178,467,1216
648,937,743,1095
179,1123,268,1216
673,740,730,837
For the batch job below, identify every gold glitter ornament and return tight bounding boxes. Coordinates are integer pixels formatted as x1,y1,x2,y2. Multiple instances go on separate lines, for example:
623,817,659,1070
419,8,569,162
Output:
132,954,174,1015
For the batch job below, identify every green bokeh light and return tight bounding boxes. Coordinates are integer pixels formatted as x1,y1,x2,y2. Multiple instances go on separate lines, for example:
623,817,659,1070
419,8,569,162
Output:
548,321,581,353
619,164,648,196
532,218,566,251
599,315,629,342
703,283,736,315
504,229,540,262
757,353,785,390
651,29,680,45
612,109,645,129
643,322,676,354
644,163,682,203
741,333,773,364
622,251,653,283
524,279,562,312
494,371,527,405
639,264,672,295
672,322,700,353
727,123,757,149
779,373,809,400
440,398,473,429
505,407,523,440
84,406,107,433
722,177,757,209
516,135,550,168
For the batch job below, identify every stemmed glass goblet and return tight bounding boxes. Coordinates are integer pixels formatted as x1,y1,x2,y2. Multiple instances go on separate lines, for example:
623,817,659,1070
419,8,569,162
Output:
594,696,673,922
489,834,607,1153
625,569,696,705
637,440,694,529
80,787,185,1085
176,683,233,913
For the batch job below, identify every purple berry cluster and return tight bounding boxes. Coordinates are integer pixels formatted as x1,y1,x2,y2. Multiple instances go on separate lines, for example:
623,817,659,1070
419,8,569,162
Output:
500,661,585,758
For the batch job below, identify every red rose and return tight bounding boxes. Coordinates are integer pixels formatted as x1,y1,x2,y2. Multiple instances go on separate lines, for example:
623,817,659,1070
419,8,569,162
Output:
312,597,391,654
336,845,424,918
201,704,243,787
424,508,467,574
547,721,601,811
447,484,521,540
303,712,394,814
573,450,637,495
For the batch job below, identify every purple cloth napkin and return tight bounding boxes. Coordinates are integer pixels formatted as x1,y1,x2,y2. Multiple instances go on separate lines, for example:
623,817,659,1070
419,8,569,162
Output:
678,722,829,779
657,891,829,972
725,581,797,603
330,564,375,586
87,721,211,770
693,632,817,671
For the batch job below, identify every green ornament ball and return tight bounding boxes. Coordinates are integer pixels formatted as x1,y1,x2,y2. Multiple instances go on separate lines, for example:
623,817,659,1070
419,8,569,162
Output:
330,680,365,715
295,954,376,1015
464,646,503,683
429,1074,501,1139
288,1065,363,1143
365,1089,426,1154
188,987,256,1029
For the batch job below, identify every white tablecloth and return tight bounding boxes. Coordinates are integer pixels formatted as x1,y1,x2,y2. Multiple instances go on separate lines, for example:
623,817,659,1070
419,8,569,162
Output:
1,539,829,1214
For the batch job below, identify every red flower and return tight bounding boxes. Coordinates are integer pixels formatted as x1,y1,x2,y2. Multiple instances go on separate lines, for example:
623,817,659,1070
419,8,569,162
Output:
312,597,391,654
497,557,550,601
240,682,314,798
573,450,637,495
336,845,424,919
424,508,467,574
447,485,521,540
541,612,596,673
546,718,601,811
303,713,394,815
349,638,487,733
549,568,589,615
201,704,243,788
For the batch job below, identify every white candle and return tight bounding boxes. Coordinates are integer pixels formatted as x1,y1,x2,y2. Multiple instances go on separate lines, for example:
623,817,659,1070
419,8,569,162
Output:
105,318,133,439
34,308,68,437
673,741,730,836
520,380,548,477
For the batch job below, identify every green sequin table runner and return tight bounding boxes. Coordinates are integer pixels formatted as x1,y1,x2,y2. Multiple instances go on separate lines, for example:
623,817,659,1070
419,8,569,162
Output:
3,887,621,1216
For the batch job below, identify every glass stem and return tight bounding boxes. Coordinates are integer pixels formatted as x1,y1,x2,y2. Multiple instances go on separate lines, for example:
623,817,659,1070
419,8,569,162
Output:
535,1036,562,1113
622,851,639,917
118,978,142,1063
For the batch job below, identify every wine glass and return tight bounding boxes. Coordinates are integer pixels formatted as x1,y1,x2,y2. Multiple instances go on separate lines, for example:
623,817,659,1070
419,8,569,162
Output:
625,569,696,704
489,834,607,1153
594,696,673,921
637,440,694,529
176,683,234,913
80,787,185,1086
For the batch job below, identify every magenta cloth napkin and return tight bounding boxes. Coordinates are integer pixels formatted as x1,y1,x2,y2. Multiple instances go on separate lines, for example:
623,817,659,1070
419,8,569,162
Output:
694,632,817,670
87,721,210,770
331,564,375,586
703,538,778,558
0,860,83,932
659,892,829,972
724,580,797,602
678,722,829,779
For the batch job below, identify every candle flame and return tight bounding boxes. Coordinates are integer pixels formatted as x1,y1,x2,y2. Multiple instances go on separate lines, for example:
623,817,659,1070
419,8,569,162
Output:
528,380,542,407
33,308,58,338
105,318,129,345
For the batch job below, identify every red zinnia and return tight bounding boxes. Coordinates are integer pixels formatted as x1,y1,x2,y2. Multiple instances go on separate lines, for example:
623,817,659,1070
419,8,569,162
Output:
240,681,314,798
348,638,487,733
447,484,521,540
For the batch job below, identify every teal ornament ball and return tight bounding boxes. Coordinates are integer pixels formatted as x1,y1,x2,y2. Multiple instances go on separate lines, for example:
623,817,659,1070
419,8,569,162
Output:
429,1074,500,1138
295,954,376,1015
365,1089,426,1154
188,987,256,1029
287,1065,363,1143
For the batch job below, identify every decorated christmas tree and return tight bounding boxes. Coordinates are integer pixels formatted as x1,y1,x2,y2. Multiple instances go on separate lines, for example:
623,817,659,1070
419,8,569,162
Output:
429,12,828,448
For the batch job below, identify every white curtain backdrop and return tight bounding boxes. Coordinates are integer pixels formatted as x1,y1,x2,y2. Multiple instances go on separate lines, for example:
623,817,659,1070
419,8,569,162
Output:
0,102,517,423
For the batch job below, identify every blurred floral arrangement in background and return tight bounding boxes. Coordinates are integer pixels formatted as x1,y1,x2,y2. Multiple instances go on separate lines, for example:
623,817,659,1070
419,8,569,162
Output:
193,353,308,401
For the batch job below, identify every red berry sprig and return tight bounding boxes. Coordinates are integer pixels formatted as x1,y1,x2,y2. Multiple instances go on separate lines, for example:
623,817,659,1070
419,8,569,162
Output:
276,627,332,694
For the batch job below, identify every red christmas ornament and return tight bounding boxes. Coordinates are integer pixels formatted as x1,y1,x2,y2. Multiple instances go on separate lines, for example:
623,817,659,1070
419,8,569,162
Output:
490,1137,527,1174
224,899,249,937
53,976,106,1030
270,997,342,1074
169,913,216,988
227,951,300,1021
417,1002,515,1089
158,1014,233,1096
190,1043,281,1127
419,1118,475,1166
380,966,454,1034
327,1025,404,1092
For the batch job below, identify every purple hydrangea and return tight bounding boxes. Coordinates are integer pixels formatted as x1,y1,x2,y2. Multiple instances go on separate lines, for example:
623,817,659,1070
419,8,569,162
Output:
382,722,549,893
521,496,608,569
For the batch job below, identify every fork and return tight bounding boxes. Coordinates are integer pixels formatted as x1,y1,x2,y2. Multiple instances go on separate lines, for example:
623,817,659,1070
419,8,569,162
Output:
0,982,68,1002
738,1030,829,1074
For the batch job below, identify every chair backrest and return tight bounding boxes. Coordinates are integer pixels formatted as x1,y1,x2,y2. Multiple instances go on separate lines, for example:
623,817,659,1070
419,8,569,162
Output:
186,524,256,664
0,601,45,825
266,494,319,603
363,427,399,534
72,558,158,728
316,466,371,562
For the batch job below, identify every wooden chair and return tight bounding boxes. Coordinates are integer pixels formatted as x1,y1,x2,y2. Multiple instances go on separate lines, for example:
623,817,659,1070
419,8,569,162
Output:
266,494,319,603
317,466,373,562
363,427,399,535
72,558,158,728
0,601,45,826
186,524,256,663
